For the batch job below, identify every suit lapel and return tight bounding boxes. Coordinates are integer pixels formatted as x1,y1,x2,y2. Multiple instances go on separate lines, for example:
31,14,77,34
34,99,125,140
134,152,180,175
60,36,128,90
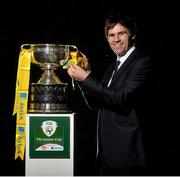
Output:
102,63,116,86
109,49,138,87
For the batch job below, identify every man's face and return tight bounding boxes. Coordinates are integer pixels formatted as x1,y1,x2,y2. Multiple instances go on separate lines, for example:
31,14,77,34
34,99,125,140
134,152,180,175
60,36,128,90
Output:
107,23,133,56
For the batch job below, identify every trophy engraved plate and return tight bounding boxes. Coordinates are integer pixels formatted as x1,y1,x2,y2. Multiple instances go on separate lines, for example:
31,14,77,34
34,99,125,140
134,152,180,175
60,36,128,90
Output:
21,44,78,113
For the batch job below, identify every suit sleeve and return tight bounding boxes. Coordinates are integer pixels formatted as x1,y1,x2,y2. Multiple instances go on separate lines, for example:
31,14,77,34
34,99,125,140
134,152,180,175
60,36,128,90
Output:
81,56,152,112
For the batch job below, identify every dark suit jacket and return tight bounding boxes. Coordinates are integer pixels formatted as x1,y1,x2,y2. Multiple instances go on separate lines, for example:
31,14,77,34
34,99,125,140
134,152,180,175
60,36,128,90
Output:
81,48,153,168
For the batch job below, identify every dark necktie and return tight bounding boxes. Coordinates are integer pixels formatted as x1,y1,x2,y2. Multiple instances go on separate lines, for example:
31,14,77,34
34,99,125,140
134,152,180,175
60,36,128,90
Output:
114,60,121,73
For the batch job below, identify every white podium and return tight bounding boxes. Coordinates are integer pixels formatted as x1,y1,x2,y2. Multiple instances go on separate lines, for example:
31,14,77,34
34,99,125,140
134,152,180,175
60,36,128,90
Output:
25,113,75,176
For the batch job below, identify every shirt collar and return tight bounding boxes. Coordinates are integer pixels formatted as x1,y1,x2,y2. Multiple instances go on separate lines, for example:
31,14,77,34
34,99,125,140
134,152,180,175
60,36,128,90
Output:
117,46,136,63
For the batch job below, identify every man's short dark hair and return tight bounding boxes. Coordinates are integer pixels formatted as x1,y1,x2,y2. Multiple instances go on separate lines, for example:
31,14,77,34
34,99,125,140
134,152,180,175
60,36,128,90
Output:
105,13,137,38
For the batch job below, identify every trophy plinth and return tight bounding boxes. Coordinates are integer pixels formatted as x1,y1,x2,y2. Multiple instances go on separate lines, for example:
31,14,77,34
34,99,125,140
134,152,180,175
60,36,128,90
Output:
28,83,69,113
21,44,78,113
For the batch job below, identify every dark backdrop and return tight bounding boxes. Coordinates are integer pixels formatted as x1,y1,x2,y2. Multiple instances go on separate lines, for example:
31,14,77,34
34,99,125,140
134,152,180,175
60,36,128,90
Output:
0,0,180,176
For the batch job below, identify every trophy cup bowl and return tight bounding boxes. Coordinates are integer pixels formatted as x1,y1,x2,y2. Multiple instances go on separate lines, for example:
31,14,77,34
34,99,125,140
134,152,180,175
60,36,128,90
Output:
22,44,78,113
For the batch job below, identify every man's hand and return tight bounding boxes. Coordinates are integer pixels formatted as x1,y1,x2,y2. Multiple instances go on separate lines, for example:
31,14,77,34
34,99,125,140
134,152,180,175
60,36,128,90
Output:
78,51,91,71
67,64,90,81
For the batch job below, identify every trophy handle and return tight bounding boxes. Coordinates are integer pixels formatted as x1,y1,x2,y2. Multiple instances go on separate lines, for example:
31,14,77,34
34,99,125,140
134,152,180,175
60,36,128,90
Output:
20,44,38,64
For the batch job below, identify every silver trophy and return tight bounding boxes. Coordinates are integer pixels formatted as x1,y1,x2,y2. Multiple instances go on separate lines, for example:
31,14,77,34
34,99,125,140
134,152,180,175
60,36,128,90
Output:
21,44,78,113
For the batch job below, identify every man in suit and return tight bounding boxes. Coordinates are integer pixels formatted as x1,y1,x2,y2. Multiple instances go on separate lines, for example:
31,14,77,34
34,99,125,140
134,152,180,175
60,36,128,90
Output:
67,13,153,175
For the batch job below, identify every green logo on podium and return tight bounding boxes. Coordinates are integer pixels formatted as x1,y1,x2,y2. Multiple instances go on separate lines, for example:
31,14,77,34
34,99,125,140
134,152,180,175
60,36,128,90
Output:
29,116,70,158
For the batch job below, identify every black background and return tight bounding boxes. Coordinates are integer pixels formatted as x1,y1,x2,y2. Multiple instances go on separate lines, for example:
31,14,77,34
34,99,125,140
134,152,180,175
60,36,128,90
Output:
0,0,180,176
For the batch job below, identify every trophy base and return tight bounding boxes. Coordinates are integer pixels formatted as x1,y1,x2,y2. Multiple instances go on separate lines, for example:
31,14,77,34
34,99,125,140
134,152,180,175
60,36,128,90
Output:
28,83,71,113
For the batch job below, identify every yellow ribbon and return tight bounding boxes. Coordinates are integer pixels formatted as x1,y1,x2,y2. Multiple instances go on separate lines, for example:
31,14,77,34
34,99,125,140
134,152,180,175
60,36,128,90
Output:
13,48,32,160
62,51,87,69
